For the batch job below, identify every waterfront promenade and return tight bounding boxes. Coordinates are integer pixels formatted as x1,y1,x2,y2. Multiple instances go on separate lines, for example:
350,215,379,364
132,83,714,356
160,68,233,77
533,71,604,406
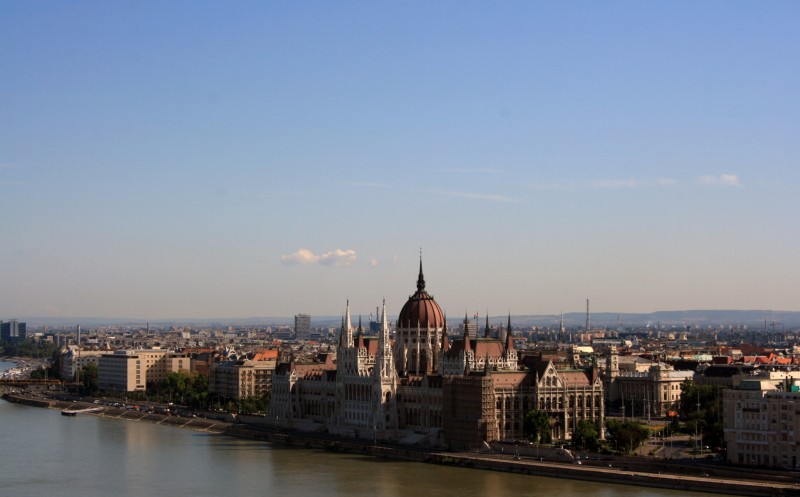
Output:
225,423,800,497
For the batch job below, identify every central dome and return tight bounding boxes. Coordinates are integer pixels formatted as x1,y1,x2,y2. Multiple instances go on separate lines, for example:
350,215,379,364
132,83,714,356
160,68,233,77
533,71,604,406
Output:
397,260,444,329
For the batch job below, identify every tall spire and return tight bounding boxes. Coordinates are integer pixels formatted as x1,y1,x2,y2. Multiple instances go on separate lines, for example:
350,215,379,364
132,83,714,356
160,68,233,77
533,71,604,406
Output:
345,300,354,348
586,298,590,332
463,313,471,352
416,251,426,292
485,311,490,338
339,316,345,349
505,312,514,351
377,299,394,381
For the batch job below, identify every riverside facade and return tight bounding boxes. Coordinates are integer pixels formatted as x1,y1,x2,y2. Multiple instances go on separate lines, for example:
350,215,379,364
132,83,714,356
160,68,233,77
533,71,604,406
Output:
270,261,604,449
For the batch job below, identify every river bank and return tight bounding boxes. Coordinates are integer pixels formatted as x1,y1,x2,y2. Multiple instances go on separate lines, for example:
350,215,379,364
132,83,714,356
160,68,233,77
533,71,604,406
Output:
0,357,47,380
224,423,800,497
3,391,798,497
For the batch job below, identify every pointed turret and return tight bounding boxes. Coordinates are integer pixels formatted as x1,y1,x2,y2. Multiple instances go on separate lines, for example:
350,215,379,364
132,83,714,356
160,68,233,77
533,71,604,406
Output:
463,313,471,352
505,312,514,351
485,311,490,338
376,298,395,380
338,316,346,350
441,321,450,352
357,316,365,349
416,255,426,292
345,299,354,348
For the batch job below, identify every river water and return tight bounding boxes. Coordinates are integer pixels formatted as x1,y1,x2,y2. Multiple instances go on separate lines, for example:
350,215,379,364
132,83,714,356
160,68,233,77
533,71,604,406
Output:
0,360,716,497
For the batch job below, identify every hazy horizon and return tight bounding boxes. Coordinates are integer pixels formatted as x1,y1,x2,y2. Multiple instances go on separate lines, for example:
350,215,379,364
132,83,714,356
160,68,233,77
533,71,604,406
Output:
3,3,799,319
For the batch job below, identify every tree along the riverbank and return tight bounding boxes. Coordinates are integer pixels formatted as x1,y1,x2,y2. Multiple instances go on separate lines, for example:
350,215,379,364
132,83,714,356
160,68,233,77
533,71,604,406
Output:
1,339,57,359
573,419,600,451
678,381,723,449
156,371,209,409
606,419,650,454
523,409,553,444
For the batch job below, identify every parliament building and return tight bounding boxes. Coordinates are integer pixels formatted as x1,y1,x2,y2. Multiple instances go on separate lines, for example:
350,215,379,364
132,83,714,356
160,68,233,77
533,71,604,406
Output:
270,261,604,449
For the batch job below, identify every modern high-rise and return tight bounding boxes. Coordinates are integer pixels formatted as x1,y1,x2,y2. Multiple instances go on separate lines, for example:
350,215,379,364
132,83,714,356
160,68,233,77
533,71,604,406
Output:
1,320,26,342
294,314,311,340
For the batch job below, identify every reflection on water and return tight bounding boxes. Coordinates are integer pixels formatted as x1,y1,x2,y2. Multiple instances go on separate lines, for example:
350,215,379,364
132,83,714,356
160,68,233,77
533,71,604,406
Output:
0,399,718,497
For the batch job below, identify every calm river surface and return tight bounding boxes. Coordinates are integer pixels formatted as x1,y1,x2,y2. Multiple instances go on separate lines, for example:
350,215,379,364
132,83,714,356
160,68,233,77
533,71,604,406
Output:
0,361,719,497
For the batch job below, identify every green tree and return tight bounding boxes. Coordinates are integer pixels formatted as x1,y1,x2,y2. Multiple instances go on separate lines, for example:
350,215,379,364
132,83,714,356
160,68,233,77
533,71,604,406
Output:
573,420,600,451
606,419,649,454
523,409,552,444
155,371,210,409
679,381,723,448
80,363,99,396
29,367,47,380
1,339,57,359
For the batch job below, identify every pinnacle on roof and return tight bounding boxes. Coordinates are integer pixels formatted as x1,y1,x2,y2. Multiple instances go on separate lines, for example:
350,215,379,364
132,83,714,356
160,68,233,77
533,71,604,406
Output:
416,254,426,292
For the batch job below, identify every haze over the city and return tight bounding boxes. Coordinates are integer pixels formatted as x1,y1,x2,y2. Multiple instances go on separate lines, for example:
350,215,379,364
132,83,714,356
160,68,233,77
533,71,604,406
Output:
2,2,798,320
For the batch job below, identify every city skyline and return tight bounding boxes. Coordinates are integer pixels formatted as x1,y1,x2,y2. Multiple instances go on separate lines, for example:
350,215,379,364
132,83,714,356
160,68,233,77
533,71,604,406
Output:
2,2,799,319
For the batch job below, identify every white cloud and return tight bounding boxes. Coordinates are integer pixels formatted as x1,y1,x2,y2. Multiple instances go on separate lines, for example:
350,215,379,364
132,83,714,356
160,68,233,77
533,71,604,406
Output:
530,178,676,192
319,249,357,267
281,248,357,267
698,174,742,188
369,254,399,268
591,178,678,189
281,248,320,265
431,189,519,203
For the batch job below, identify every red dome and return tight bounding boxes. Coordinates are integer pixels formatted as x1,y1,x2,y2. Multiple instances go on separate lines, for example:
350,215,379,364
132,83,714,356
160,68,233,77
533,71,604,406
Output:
397,261,444,329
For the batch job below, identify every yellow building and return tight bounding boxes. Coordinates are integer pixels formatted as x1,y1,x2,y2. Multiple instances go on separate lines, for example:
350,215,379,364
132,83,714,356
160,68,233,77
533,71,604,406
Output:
98,349,190,393
209,352,277,401
723,375,800,468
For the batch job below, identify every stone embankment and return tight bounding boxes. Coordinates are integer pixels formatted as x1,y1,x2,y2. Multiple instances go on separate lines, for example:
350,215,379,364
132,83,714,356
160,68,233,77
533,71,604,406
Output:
225,424,800,497
1,393,232,433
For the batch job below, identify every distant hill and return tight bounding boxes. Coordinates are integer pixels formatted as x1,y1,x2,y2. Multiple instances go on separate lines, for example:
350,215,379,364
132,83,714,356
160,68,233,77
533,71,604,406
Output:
513,310,800,328
16,310,800,329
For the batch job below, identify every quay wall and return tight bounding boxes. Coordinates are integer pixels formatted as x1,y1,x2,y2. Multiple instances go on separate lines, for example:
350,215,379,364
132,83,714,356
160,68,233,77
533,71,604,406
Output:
224,424,800,497
1,393,55,408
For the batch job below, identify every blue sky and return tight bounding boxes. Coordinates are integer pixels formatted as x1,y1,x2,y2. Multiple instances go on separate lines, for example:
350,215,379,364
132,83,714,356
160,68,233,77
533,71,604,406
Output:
2,2,799,320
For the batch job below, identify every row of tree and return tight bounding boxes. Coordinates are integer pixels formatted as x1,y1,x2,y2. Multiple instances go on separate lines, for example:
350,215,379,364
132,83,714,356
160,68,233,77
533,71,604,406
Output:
68,365,268,415
524,409,651,453
520,380,724,454
1,339,57,359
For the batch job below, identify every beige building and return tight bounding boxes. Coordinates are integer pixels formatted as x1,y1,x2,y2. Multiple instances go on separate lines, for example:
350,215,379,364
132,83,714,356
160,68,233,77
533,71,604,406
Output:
59,347,105,381
604,347,692,417
723,374,800,468
209,355,277,401
98,349,190,392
